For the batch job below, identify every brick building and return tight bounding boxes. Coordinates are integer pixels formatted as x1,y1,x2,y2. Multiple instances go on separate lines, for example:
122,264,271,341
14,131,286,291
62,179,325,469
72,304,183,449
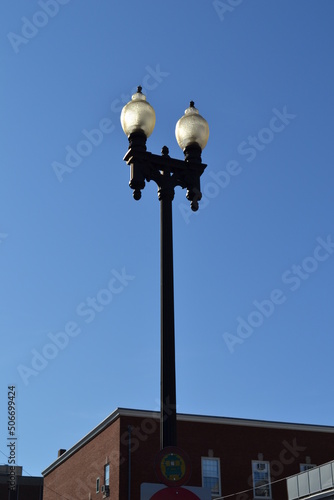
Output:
0,465,43,499
42,408,334,500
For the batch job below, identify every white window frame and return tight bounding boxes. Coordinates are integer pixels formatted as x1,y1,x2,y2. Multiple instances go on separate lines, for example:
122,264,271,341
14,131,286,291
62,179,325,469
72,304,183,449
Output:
201,457,221,497
252,460,272,499
104,463,110,487
96,477,100,493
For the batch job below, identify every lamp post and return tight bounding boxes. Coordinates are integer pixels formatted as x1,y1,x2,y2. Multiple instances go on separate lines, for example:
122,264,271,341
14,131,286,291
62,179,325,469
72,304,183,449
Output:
121,87,209,450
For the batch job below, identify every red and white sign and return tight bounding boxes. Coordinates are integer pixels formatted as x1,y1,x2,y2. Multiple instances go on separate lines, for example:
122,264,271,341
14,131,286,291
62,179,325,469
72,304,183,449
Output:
151,487,200,498
141,483,211,500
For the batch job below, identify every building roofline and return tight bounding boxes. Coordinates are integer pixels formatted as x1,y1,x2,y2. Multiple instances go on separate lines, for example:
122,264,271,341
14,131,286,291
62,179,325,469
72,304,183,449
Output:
42,407,122,476
42,408,334,476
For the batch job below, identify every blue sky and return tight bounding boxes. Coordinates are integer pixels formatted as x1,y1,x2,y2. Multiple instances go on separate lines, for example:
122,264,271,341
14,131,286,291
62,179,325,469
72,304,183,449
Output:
1,0,334,478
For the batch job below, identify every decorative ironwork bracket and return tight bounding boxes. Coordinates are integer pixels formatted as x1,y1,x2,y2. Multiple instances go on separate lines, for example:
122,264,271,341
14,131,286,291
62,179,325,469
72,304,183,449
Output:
123,134,207,211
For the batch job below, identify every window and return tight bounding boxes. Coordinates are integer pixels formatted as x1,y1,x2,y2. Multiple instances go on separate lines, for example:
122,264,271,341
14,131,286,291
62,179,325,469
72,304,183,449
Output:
104,464,110,486
300,463,316,472
96,477,100,493
252,461,272,498
201,457,221,497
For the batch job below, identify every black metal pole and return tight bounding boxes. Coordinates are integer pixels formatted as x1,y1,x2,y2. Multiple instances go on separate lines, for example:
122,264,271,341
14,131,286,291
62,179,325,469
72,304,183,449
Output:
160,174,177,450
127,426,131,500
124,140,206,451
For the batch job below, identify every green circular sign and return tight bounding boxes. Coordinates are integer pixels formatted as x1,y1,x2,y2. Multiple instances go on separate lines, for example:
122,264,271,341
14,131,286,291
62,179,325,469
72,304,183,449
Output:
155,447,191,487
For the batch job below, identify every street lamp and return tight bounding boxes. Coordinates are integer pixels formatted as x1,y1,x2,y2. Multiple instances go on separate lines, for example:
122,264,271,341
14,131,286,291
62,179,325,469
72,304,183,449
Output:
121,87,209,450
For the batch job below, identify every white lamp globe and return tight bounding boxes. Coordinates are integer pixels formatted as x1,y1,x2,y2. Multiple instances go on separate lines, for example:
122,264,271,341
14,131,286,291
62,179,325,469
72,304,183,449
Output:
120,87,156,139
175,102,209,151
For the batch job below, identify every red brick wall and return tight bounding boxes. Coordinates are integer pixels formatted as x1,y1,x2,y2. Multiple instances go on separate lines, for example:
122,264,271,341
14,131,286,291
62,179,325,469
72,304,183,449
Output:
44,417,121,500
119,414,161,498
118,416,334,500
44,413,334,500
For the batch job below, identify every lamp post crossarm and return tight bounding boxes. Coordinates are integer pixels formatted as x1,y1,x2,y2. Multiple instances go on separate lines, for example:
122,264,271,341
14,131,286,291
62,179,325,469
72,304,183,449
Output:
123,147,207,210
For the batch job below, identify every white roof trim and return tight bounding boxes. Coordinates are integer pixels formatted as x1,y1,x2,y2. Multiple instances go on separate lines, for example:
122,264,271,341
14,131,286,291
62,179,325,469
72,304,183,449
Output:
42,408,334,476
